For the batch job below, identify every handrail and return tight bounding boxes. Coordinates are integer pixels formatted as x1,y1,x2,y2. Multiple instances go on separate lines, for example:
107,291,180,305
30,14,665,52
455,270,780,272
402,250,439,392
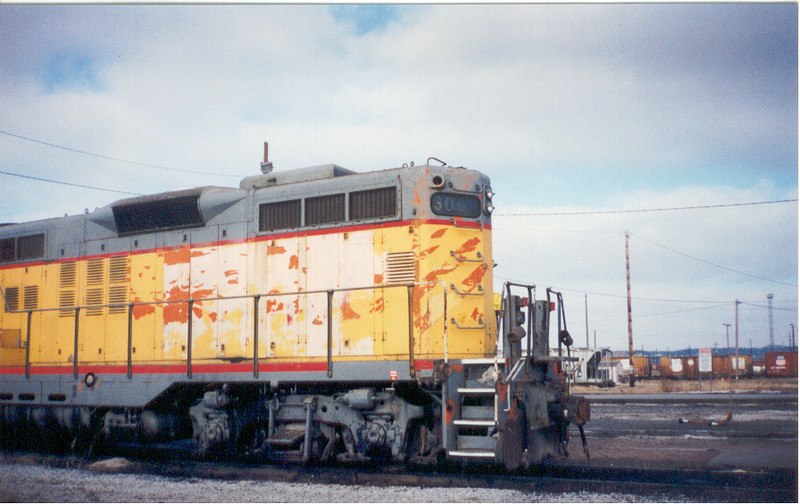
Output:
11,281,448,383
450,283,483,296
450,250,484,263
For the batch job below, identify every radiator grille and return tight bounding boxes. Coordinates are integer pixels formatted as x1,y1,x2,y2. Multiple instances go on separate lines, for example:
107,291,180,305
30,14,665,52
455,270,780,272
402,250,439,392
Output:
259,199,301,232
384,251,416,285
305,193,345,226
350,187,396,221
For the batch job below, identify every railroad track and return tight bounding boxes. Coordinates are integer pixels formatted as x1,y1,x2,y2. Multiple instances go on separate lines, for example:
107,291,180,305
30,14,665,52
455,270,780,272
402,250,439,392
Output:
3,447,795,502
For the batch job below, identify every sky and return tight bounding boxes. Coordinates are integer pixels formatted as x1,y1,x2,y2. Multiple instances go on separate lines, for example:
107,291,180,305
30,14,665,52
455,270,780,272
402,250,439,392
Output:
1,4,797,354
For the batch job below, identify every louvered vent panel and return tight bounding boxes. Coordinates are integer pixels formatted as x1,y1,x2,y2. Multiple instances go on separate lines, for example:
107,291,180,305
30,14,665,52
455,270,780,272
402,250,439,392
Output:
108,285,128,314
259,199,301,232
350,187,397,221
86,288,104,316
384,251,416,285
23,286,39,310
4,287,20,312
60,262,77,288
59,290,76,318
305,194,345,226
109,256,128,283
87,258,105,285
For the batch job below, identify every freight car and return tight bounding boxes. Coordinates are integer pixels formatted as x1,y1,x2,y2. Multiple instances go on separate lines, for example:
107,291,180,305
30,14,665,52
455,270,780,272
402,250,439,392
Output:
660,356,700,380
711,355,754,379
765,351,798,377
0,155,588,470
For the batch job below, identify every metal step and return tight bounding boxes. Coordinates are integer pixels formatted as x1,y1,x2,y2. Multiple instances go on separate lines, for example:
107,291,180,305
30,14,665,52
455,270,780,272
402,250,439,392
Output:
456,434,496,451
448,450,495,459
453,419,495,427
457,387,495,394
461,405,494,420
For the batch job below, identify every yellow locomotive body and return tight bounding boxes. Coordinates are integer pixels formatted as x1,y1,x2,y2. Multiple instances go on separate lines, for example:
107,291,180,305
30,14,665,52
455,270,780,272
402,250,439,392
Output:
0,160,586,467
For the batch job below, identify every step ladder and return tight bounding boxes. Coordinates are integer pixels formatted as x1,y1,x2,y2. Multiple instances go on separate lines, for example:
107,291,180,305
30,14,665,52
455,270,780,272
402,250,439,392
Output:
446,359,502,460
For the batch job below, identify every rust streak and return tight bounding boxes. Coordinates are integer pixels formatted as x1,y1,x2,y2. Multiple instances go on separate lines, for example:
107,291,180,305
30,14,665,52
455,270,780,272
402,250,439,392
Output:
340,295,361,320
454,237,481,255
462,264,486,291
191,289,215,300
369,297,385,314
418,245,439,259
430,228,447,239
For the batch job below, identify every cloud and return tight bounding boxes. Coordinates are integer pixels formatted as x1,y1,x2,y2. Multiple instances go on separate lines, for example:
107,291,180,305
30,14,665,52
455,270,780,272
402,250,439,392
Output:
0,4,795,352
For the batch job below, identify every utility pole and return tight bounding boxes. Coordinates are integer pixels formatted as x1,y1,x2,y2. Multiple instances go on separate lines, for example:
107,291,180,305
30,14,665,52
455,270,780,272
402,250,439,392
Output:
791,324,795,351
735,299,740,380
585,294,589,348
625,230,634,387
768,293,775,351
724,323,731,378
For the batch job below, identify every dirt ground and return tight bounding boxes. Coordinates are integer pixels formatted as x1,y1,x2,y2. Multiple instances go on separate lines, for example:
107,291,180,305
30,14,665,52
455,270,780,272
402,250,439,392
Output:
571,377,798,394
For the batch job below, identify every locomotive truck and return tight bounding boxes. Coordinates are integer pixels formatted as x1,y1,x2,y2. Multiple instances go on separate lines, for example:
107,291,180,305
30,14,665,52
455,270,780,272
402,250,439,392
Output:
0,155,589,470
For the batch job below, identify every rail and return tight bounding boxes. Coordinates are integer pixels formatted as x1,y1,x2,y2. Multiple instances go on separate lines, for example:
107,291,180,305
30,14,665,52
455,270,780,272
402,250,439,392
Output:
4,281,448,382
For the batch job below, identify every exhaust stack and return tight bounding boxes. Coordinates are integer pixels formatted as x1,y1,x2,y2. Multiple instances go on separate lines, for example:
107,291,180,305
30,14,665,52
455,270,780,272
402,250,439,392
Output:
260,142,273,174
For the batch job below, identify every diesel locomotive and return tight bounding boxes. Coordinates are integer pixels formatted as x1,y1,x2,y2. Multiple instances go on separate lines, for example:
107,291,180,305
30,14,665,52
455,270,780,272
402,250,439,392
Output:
0,153,589,469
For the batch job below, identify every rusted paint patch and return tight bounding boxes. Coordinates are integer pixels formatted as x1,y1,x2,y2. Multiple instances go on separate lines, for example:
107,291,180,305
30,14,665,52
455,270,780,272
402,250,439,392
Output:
190,249,208,258
288,255,299,269
454,237,481,255
265,299,284,313
340,295,361,320
224,270,237,277
312,317,323,326
462,264,486,291
267,244,286,255
208,312,218,323
430,228,447,239
191,305,203,319
418,245,439,259
369,297,385,313
444,398,455,425
191,289,215,300
412,188,422,206
163,301,188,324
470,307,481,321
374,273,383,285
132,303,155,320
412,283,437,333
422,265,459,283
163,247,190,266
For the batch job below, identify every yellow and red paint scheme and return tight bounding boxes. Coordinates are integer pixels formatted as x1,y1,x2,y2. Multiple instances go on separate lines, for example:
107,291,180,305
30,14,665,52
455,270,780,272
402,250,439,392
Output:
0,168,495,383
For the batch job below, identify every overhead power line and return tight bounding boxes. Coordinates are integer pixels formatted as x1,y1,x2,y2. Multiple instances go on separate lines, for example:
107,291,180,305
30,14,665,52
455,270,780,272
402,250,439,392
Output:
496,198,797,216
631,233,798,287
493,274,730,304
0,129,240,178
0,169,142,196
